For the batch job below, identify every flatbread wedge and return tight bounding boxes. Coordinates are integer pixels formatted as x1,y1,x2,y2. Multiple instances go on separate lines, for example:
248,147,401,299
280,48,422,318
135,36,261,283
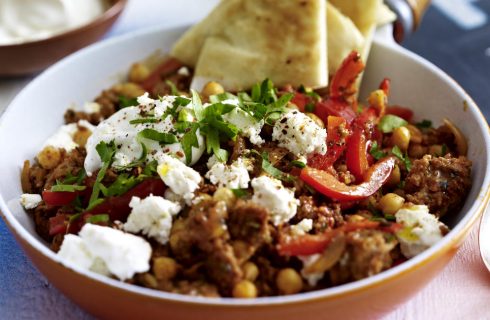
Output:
171,0,328,91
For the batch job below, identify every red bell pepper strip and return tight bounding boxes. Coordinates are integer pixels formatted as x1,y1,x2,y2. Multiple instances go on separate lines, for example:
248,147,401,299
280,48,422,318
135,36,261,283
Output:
308,116,349,170
379,78,391,96
345,129,370,181
42,190,79,207
314,98,357,124
48,214,68,236
300,157,395,202
141,58,183,93
291,92,308,112
85,178,166,223
278,220,389,256
385,106,414,122
330,51,365,99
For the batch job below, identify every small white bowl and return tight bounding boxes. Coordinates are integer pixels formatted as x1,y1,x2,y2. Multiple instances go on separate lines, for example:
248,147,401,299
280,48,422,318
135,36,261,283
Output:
0,26,489,319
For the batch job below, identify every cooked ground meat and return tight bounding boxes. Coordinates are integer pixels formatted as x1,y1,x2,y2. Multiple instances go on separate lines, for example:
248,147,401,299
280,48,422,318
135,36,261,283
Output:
329,229,396,285
295,196,344,232
228,200,270,246
43,148,86,190
404,154,472,217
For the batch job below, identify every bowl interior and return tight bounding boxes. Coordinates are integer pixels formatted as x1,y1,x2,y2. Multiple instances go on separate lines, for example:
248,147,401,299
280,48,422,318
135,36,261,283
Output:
0,26,488,303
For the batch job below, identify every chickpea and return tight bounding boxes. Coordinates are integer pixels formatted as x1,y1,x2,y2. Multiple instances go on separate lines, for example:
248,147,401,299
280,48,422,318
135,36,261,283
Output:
408,144,427,158
153,257,178,280
129,63,150,83
142,273,158,288
391,126,411,152
73,127,92,148
386,165,401,187
37,146,62,169
429,144,445,156
213,188,236,207
367,89,386,116
201,81,224,97
113,82,145,98
406,124,423,144
306,113,325,128
232,280,258,298
347,214,366,223
242,262,259,282
378,193,405,216
276,268,303,295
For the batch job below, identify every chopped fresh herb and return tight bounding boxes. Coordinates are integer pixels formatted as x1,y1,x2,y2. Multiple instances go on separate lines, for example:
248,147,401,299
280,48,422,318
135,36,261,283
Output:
138,129,178,144
251,79,277,104
61,169,86,185
384,215,396,221
100,173,143,197
113,143,148,171
118,96,138,109
165,80,180,95
291,160,306,168
86,214,110,224
51,184,86,192
129,117,159,125
298,85,321,102
209,92,237,103
369,141,387,160
391,145,412,171
258,151,294,183
231,188,250,198
305,103,316,113
397,180,406,189
378,115,408,133
87,141,116,210
69,212,82,223
415,119,432,129
191,89,204,121
180,122,200,164
368,202,383,217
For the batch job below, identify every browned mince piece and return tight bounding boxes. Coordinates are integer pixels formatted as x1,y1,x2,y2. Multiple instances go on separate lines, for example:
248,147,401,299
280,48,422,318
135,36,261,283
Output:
169,200,242,294
24,163,48,194
329,229,396,285
171,280,220,297
64,109,103,126
197,182,217,195
229,135,247,162
295,196,344,232
151,73,192,97
43,148,86,190
228,200,270,261
31,203,59,241
403,154,472,217
94,88,120,119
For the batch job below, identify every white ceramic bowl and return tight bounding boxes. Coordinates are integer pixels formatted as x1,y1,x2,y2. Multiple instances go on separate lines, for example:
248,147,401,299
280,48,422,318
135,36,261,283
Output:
0,26,489,319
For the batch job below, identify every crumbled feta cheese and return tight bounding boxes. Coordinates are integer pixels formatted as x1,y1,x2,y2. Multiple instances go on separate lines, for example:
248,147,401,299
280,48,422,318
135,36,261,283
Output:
177,66,190,76
272,110,327,158
84,94,205,175
157,154,201,204
299,254,324,286
20,193,42,209
221,99,265,145
205,158,251,189
43,120,94,151
291,218,313,236
58,224,151,280
395,205,446,258
124,195,181,245
207,154,220,169
251,176,298,226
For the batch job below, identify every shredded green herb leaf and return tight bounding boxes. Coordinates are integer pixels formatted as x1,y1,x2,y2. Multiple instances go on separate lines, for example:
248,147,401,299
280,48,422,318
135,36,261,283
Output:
118,96,138,109
138,129,178,144
87,141,116,210
391,145,412,171
165,80,180,96
86,214,110,224
415,119,432,129
51,184,86,192
231,188,250,198
369,141,387,160
129,118,159,125
291,160,306,168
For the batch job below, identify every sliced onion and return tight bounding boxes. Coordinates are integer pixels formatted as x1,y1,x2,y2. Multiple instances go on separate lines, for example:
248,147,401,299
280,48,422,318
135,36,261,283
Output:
443,118,468,156
303,234,346,275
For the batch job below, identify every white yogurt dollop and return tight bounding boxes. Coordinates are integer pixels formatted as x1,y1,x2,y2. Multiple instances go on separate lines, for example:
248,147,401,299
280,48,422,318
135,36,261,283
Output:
0,0,106,45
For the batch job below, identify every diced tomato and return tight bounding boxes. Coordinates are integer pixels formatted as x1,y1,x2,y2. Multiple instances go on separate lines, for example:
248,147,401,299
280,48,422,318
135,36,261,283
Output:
352,107,377,130
386,106,414,122
42,190,78,206
379,78,391,96
48,214,68,236
330,51,365,99
314,98,357,124
278,220,382,256
291,92,308,112
300,157,395,201
87,178,165,222
308,116,349,170
345,129,369,181
141,58,183,92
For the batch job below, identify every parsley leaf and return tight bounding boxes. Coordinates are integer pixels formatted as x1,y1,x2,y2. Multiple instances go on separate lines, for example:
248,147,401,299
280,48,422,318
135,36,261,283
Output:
118,96,138,109
232,188,250,198
191,89,204,121
256,151,295,183
51,184,86,192
378,115,408,133
86,214,110,224
369,141,387,160
113,142,148,171
391,145,412,171
291,160,306,168
180,122,200,164
138,129,178,144
415,119,432,129
100,173,143,197
129,118,159,125
88,141,117,210
165,80,180,95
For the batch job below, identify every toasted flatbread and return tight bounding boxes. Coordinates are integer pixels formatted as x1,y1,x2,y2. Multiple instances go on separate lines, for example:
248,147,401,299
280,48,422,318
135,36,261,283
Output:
326,2,365,75
171,0,328,91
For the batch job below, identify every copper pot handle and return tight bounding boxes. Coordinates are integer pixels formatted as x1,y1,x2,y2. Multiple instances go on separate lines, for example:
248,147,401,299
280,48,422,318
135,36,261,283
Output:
385,0,431,42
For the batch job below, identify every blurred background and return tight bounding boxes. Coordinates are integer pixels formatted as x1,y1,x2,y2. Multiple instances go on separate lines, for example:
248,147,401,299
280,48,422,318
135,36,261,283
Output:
0,0,489,319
